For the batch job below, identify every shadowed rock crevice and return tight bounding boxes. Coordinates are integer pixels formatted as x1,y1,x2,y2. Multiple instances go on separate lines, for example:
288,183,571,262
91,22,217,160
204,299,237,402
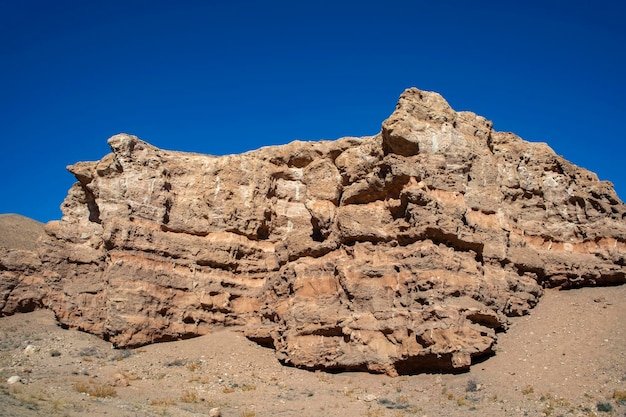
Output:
393,353,459,375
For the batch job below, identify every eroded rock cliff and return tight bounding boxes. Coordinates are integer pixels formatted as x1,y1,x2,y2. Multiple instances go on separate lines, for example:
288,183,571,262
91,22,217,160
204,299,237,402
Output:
11,88,626,375
0,215,46,315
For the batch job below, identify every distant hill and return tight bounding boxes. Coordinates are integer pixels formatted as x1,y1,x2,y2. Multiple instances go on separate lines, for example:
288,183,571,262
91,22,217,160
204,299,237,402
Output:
0,214,45,251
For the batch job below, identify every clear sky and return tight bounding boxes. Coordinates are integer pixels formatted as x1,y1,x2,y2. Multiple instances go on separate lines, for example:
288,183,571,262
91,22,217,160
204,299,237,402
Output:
1,1,624,223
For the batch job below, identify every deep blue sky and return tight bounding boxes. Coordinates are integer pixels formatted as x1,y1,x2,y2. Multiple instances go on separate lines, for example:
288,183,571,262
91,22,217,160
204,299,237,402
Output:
1,1,624,223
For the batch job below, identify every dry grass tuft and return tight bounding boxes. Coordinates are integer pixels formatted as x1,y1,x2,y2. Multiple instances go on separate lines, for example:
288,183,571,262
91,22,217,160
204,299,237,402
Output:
613,390,626,404
73,380,117,398
186,360,202,372
180,390,199,403
90,383,118,398
73,381,90,394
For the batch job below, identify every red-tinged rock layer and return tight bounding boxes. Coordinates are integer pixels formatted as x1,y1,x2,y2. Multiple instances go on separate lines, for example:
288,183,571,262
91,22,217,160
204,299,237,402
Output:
4,88,625,375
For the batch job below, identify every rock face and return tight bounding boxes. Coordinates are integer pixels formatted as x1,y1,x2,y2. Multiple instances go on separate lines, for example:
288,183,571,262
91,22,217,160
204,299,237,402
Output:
0,215,46,315
8,88,626,375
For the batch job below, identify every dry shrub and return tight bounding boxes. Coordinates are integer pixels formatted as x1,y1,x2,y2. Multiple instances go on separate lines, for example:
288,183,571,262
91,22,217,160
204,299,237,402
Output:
614,390,626,405
186,361,202,372
180,390,199,403
111,349,133,361
596,402,613,413
90,383,117,398
73,380,117,398
73,381,91,394
77,346,100,357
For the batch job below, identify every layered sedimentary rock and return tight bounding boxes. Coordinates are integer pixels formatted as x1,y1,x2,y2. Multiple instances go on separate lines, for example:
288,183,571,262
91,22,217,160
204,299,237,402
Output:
0,215,47,315
13,88,626,375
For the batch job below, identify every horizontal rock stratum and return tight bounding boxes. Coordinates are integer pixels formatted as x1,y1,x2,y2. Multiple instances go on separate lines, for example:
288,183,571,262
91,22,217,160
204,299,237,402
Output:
4,88,626,375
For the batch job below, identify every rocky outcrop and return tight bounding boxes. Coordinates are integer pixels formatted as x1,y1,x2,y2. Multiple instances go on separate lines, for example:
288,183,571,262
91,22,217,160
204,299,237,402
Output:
0,215,47,315
7,88,626,375
0,247,47,315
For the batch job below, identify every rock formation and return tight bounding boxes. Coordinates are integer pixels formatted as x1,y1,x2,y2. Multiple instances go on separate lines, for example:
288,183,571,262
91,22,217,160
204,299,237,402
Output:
3,88,626,375
0,215,47,315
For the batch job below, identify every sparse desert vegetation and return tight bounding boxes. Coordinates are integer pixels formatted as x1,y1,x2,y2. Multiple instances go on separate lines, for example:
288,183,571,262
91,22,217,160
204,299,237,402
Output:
73,379,117,398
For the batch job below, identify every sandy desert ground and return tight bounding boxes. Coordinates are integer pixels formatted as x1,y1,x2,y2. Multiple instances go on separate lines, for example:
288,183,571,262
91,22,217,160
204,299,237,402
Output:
1,283,625,417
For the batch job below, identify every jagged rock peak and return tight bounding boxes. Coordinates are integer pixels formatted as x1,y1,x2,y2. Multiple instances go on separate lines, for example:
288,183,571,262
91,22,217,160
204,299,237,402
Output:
382,88,494,156
2,87,625,376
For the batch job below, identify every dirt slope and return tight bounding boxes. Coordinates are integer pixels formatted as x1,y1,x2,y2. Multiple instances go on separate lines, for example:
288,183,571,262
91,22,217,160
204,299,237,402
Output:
0,214,44,251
